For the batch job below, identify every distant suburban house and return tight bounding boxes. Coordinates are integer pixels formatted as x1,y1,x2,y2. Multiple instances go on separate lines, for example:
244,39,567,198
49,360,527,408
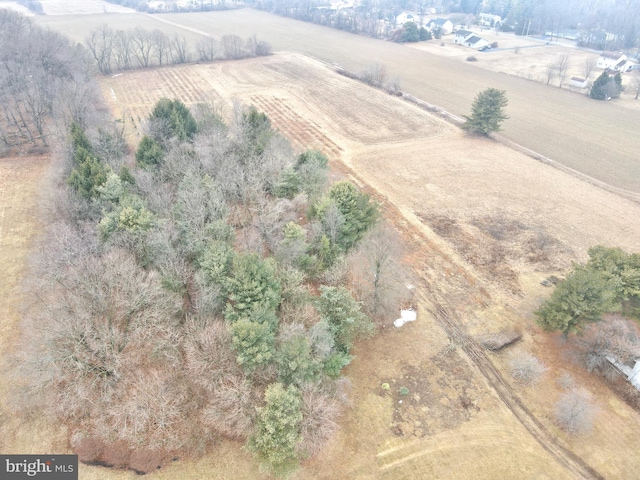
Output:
569,77,589,89
427,18,454,35
454,30,474,44
147,1,167,10
331,0,354,10
477,13,501,28
545,29,580,40
597,52,628,71
396,12,416,25
462,35,489,50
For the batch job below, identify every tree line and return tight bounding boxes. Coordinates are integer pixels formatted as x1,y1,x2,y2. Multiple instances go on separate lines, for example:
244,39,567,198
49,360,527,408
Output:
18,90,409,476
250,0,640,51
104,0,232,13
85,24,271,75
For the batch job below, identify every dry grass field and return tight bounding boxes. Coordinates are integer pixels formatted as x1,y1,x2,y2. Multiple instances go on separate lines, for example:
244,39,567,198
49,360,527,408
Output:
3,51,640,479
36,9,640,192
96,52,640,479
0,8,636,479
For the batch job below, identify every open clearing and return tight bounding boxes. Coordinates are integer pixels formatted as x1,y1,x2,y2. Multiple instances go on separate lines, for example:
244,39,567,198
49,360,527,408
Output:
2,52,640,479
36,9,640,193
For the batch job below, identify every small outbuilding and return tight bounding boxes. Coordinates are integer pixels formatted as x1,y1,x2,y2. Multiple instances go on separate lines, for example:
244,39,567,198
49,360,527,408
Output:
569,77,588,89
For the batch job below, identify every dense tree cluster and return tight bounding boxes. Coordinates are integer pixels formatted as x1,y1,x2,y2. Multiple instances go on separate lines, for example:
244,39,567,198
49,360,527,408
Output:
20,95,407,476
0,11,93,152
535,246,640,338
590,71,623,100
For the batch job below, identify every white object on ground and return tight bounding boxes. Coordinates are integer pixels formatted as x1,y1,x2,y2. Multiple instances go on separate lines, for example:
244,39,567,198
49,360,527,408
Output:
394,309,417,328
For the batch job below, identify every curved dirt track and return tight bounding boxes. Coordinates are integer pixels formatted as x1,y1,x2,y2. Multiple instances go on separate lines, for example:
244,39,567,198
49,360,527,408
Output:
332,153,604,479
429,300,604,480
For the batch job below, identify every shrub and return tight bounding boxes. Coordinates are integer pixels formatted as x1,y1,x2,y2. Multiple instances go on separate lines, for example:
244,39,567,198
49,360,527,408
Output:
509,352,548,386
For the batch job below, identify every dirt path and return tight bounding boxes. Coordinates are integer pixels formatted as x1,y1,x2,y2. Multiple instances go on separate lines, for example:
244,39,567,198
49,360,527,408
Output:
336,152,604,478
429,300,604,480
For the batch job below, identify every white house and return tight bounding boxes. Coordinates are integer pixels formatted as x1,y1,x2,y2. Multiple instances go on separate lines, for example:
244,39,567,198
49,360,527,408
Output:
478,13,501,28
463,35,489,50
454,29,473,44
396,12,416,26
427,18,454,35
597,52,628,71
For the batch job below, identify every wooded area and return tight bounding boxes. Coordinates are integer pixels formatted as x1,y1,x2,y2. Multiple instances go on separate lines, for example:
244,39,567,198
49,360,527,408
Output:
9,11,408,475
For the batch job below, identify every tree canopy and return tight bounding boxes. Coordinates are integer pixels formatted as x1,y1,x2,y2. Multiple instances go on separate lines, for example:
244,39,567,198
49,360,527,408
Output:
463,88,509,135
535,267,619,337
590,72,621,100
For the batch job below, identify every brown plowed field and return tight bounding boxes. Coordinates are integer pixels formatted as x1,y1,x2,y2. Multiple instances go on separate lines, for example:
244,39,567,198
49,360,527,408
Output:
36,9,640,192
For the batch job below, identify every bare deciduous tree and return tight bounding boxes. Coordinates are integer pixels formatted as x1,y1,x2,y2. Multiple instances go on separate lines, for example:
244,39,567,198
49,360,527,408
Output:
113,30,133,70
555,388,597,434
171,34,190,64
632,70,640,99
297,381,346,457
582,56,597,80
201,375,258,439
221,34,246,59
19,249,184,442
151,29,171,66
576,314,640,376
545,63,559,85
245,35,272,57
130,27,153,68
555,54,570,87
85,24,114,74
509,351,548,386
196,37,218,62
347,223,410,322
